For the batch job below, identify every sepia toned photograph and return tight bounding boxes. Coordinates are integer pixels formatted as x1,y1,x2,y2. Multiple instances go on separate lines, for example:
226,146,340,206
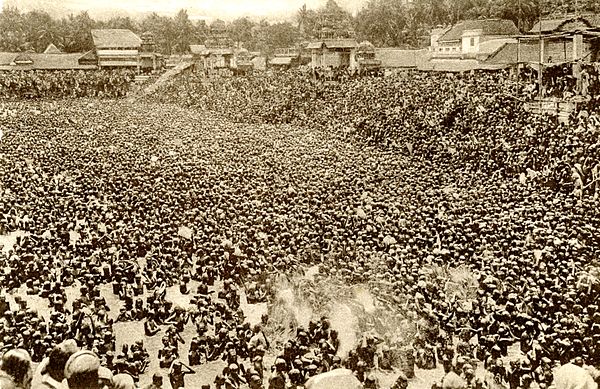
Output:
0,0,599,388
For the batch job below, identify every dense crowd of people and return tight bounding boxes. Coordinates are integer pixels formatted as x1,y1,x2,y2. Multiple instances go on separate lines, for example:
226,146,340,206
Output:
0,66,599,389
0,70,135,99
153,69,600,198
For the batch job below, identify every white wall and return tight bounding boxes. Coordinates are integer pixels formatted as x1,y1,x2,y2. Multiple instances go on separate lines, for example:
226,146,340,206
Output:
461,29,482,54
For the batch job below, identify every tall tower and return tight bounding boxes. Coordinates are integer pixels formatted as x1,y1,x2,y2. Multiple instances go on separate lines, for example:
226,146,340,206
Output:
139,31,158,73
141,31,156,53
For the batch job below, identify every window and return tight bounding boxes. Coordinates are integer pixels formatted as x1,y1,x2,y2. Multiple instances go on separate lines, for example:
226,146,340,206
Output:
470,37,475,46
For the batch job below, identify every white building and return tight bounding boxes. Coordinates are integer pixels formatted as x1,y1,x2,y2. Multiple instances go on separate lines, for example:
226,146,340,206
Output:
431,19,519,60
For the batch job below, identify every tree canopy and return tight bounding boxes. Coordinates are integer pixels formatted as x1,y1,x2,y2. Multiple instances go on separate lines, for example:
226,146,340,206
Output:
0,0,597,53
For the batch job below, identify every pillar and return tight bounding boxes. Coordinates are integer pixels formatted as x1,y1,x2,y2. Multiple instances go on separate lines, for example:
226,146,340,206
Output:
538,38,544,96
573,33,583,61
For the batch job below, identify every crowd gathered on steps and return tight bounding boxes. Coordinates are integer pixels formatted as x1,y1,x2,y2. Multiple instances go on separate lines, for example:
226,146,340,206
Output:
0,67,598,389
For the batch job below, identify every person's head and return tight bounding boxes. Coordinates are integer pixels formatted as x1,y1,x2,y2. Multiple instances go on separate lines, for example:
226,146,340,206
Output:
0,349,32,389
98,367,113,389
394,372,408,389
464,367,475,380
64,350,101,389
171,361,182,372
45,339,79,381
249,374,262,389
112,374,136,389
152,373,163,387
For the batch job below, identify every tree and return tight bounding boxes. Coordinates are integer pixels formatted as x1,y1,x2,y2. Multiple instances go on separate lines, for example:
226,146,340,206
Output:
300,9,321,39
229,17,254,49
321,0,354,37
0,6,25,51
61,11,95,53
193,20,209,44
323,0,351,24
408,0,452,27
140,12,175,54
355,0,408,47
250,19,271,54
22,11,58,52
297,0,355,39
172,9,193,54
297,4,308,35
493,0,540,32
265,22,299,50
101,16,138,31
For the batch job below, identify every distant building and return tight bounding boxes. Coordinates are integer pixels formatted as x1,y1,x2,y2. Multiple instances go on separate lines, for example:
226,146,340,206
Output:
486,15,600,66
91,29,162,72
423,19,521,71
251,55,267,71
306,13,359,70
91,29,142,68
307,38,358,69
233,50,255,73
431,19,519,59
190,45,233,70
528,15,598,34
190,44,209,69
355,41,381,72
207,48,234,69
43,43,62,54
138,31,163,73
375,48,426,70
205,20,234,69
0,52,97,71
430,27,450,51
190,20,236,71
269,48,303,70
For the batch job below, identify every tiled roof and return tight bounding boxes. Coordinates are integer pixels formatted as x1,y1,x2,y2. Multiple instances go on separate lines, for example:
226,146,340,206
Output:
478,38,516,56
324,39,357,49
439,19,519,42
207,48,233,55
91,29,142,49
306,41,324,49
307,39,358,49
270,57,293,65
587,14,600,27
431,27,451,36
79,50,97,64
43,43,62,54
190,45,209,55
375,48,427,68
0,52,97,71
14,53,33,64
357,41,375,53
485,42,539,64
419,58,508,71
529,16,594,33
0,52,16,65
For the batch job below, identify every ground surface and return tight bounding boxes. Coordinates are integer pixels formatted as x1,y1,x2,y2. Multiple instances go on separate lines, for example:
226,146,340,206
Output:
0,99,524,388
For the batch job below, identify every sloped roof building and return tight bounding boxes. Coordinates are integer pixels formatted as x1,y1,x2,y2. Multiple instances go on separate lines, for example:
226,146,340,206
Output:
91,29,142,68
0,52,97,71
438,19,519,43
43,43,62,54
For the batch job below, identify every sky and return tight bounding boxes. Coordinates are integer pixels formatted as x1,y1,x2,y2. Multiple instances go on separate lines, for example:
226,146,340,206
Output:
6,0,368,21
